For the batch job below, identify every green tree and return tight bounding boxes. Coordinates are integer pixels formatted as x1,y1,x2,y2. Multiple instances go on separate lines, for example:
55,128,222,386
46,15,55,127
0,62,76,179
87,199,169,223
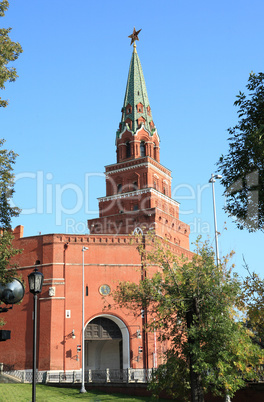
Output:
239,262,264,348
112,236,264,402
0,0,22,107
0,138,20,283
217,72,264,232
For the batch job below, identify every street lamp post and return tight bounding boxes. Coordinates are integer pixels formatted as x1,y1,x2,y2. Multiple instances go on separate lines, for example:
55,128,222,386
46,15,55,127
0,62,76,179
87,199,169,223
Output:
209,173,222,266
80,247,88,394
28,263,44,402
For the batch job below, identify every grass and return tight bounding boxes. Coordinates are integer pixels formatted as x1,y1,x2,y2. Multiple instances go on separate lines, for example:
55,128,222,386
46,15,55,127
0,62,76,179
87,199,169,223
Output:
0,384,167,402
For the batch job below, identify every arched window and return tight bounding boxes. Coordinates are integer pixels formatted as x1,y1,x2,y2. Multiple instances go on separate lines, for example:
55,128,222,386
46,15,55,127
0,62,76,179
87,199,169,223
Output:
126,104,132,115
117,183,122,193
137,103,143,113
147,106,151,116
126,141,131,158
140,141,146,157
133,181,138,190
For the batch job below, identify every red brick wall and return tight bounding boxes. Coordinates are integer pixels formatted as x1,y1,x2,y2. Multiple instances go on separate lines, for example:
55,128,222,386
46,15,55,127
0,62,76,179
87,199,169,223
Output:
1,231,176,371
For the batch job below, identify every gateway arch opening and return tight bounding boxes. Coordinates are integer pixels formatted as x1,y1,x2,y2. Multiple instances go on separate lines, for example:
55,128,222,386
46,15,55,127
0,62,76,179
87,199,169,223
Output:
85,317,125,370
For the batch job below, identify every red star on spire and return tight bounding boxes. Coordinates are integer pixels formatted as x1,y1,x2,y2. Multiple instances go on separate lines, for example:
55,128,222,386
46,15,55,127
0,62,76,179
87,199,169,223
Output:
128,27,142,45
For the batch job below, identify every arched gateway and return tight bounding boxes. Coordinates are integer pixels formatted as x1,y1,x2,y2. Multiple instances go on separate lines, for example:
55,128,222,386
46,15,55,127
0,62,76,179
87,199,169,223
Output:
84,315,130,370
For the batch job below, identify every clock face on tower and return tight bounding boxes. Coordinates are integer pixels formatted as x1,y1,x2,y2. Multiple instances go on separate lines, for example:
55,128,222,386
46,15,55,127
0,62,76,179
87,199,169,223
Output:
99,284,111,296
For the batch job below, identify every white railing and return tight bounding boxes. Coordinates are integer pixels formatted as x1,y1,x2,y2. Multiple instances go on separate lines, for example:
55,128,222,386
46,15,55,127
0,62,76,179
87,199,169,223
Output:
46,368,154,384
2,366,264,385
1,368,155,384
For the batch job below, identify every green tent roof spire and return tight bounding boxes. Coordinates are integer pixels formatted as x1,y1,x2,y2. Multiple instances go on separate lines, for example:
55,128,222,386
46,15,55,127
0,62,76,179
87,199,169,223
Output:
117,41,156,137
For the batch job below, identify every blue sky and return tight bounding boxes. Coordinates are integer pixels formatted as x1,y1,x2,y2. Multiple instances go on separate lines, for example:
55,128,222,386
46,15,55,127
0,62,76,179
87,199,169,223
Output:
1,0,264,278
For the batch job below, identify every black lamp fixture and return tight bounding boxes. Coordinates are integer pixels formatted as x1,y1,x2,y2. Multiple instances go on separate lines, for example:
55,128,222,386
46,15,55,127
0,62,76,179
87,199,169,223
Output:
28,264,44,295
28,261,44,402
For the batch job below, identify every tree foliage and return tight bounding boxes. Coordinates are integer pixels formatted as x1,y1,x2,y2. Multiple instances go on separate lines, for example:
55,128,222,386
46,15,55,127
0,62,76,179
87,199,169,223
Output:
217,72,264,232
0,0,22,107
112,236,264,402
0,139,21,283
239,262,264,347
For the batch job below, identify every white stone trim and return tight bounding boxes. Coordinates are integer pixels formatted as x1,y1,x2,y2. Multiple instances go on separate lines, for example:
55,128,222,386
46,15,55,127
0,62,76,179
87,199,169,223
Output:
43,281,65,286
105,162,172,181
117,124,160,142
44,278,64,281
16,263,64,271
115,127,133,145
66,263,141,267
98,187,180,207
39,297,65,301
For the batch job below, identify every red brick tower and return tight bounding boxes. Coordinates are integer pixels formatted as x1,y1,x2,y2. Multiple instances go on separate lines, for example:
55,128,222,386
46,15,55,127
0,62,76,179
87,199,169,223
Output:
88,42,190,249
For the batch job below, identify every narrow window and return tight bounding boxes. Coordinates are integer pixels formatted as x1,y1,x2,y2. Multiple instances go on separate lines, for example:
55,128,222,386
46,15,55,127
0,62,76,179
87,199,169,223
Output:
140,141,146,157
86,286,88,296
126,141,131,158
154,145,157,160
133,181,138,190
117,183,122,193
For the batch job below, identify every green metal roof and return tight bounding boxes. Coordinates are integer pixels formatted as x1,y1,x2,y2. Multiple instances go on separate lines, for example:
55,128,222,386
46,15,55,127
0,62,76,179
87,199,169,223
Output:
117,44,156,137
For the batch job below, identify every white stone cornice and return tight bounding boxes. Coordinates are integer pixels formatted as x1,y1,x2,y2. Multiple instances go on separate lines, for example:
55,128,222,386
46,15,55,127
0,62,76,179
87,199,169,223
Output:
105,162,172,181
98,187,180,207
